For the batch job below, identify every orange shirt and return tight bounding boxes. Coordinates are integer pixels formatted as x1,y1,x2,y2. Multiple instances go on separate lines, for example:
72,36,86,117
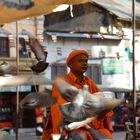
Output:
50,71,113,139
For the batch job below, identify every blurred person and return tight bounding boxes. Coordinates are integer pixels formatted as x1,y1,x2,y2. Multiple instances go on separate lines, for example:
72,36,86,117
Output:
125,100,140,140
136,100,140,138
136,100,140,124
42,50,114,140
35,108,44,136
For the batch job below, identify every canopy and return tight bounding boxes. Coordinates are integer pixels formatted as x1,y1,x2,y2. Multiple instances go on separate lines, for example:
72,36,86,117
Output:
91,0,140,20
1,0,140,24
0,0,88,24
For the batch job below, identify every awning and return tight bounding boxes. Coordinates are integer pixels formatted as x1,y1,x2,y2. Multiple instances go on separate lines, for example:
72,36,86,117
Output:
0,0,88,24
0,28,12,36
91,0,140,20
0,0,140,24
45,31,130,40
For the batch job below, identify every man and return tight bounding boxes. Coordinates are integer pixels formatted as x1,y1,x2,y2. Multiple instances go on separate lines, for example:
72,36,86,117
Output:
136,100,140,122
42,50,113,140
35,108,44,136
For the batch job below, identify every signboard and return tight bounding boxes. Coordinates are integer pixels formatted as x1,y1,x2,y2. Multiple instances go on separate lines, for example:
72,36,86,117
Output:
102,58,124,74
0,86,31,92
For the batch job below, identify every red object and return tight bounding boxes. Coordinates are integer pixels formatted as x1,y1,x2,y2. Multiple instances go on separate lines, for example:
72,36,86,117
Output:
0,122,13,128
35,108,44,123
35,108,43,116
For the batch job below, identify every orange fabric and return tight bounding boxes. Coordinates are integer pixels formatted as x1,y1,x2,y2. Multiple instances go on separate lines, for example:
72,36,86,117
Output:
42,109,53,140
42,128,52,140
42,71,113,140
66,50,89,67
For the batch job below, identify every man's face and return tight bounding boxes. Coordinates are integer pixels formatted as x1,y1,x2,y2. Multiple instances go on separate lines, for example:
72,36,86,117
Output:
69,54,88,74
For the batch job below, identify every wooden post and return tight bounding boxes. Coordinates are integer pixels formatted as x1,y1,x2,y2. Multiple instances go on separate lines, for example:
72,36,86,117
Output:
15,21,19,140
132,0,137,139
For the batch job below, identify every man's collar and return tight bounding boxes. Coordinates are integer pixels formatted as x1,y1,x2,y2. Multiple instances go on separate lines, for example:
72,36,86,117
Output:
68,71,87,84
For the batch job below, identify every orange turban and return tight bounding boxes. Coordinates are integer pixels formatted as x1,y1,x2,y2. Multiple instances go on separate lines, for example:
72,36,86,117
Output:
66,50,89,67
